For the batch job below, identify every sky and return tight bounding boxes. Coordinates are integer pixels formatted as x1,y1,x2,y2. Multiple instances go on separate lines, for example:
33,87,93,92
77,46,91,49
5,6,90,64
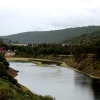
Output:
0,0,100,36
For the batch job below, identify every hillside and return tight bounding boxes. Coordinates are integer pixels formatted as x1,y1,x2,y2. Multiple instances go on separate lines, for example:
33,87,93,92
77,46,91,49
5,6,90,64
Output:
64,30,100,44
1,26,100,44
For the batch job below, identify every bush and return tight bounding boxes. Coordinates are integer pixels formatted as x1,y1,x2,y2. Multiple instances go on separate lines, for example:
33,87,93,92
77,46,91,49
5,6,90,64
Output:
11,79,18,84
3,61,9,70
0,62,8,78
0,54,9,70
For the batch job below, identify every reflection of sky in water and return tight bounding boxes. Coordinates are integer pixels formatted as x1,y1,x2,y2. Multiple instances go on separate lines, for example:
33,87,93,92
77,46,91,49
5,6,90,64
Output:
9,61,100,100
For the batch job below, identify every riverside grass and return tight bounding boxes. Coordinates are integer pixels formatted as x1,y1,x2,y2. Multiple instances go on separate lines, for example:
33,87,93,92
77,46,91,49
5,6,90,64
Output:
0,57,55,100
0,79,55,100
6,57,100,79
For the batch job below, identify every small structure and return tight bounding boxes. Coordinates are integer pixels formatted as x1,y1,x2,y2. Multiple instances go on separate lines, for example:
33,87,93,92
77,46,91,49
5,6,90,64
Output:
0,47,5,52
0,47,5,56
5,50,15,57
12,43,28,46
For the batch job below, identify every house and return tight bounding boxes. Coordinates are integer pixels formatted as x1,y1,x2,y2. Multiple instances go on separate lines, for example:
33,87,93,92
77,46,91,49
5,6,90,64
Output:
0,47,5,52
0,47,5,55
5,51,15,57
12,43,28,46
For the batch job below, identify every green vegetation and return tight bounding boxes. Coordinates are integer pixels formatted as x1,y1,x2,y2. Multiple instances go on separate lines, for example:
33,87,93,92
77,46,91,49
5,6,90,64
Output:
10,35,100,72
64,30,100,44
1,26,100,99
10,37,100,61
10,44,70,58
0,50,55,100
1,26,100,44
0,78,54,100
73,39,100,59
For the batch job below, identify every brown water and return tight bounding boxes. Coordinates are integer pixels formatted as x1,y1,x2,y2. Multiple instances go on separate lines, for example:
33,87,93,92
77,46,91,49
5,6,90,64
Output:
9,61,100,100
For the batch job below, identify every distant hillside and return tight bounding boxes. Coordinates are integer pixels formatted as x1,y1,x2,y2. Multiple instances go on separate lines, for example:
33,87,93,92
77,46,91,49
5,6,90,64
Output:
1,26,100,44
64,30,100,44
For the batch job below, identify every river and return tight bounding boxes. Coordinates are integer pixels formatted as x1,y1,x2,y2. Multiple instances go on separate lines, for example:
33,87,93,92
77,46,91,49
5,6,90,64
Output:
9,61,100,100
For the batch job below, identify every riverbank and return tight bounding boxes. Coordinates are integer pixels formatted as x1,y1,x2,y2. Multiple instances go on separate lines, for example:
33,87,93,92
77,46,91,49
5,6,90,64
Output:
63,58,100,79
6,56,100,79
3,57,55,100
7,67,19,78
6,57,31,61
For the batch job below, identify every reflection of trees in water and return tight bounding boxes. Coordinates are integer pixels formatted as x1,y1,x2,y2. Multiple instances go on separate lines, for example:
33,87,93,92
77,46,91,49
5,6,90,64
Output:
74,72,91,87
74,72,100,100
91,78,100,100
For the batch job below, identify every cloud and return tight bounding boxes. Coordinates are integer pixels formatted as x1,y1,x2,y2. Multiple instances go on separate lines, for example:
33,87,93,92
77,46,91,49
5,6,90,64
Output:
0,0,100,36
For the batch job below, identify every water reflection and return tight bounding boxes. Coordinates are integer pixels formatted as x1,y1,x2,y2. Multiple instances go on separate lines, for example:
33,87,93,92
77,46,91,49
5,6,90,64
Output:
74,72,92,87
74,72,100,100
9,61,100,100
91,79,100,100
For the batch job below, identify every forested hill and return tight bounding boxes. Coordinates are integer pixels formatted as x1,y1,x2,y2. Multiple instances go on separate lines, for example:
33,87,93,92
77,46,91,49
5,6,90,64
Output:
64,30,100,44
1,26,100,44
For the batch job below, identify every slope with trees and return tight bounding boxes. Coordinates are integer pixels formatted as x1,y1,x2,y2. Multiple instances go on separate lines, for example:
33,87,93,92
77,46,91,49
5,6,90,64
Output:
64,30,100,44
1,26,100,44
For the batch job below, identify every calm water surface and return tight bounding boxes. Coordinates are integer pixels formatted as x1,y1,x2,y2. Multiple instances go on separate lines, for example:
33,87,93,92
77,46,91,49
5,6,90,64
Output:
9,61,100,100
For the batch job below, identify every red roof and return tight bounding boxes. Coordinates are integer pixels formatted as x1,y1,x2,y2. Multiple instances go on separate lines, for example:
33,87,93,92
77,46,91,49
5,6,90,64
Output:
0,47,5,52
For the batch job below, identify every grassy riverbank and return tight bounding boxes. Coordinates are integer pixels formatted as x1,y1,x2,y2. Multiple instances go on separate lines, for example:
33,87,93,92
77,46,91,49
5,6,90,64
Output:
6,55,100,79
0,78,55,100
5,56,100,99
40,55,100,79
6,57,31,61
0,56,55,100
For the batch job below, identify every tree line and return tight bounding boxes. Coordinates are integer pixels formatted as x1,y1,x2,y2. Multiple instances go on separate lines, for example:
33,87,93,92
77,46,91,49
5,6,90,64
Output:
8,39,100,60
1,38,100,60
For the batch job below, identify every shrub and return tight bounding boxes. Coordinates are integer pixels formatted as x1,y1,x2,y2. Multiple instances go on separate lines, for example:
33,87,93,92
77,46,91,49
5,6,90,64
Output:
0,62,8,78
0,54,9,70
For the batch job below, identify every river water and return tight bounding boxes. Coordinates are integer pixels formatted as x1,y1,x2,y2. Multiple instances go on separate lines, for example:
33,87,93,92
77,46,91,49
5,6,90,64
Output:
9,61,100,100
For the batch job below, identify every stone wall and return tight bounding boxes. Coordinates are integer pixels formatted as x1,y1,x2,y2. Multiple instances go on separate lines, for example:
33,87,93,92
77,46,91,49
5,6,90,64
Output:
5,51,15,57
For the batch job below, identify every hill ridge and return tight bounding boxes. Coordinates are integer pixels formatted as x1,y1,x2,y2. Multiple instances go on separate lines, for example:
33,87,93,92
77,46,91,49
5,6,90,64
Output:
1,25,100,44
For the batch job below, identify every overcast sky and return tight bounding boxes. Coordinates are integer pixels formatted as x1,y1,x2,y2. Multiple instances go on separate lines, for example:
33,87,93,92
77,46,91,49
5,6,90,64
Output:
0,0,100,36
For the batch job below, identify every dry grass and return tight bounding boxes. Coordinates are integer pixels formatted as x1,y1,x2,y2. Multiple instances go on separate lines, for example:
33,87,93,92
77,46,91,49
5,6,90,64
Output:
6,57,32,61
6,57,100,79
